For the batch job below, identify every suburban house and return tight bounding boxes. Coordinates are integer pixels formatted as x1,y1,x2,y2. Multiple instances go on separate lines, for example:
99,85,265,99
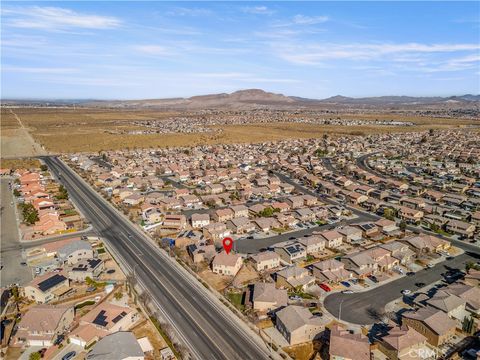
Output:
212,252,243,276
375,218,400,235
191,213,210,229
443,283,480,315
68,258,104,282
329,324,370,360
445,219,476,238
425,290,467,320
294,208,316,222
163,214,187,230
273,242,307,263
81,302,139,333
398,206,424,224
213,208,234,222
464,269,480,287
402,235,451,254
337,226,363,243
312,259,353,283
376,325,428,360
275,266,315,290
58,240,94,265
286,196,305,209
252,282,288,312
402,306,457,346
226,217,255,234
230,205,249,218
86,331,145,360
380,241,415,265
276,305,325,345
250,251,281,272
69,323,109,348
342,247,398,277
23,272,71,304
13,305,74,347
297,235,326,255
318,230,343,249
187,244,216,263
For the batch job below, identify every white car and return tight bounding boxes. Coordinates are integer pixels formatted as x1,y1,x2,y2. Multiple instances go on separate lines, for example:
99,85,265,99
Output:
401,289,411,295
342,290,354,294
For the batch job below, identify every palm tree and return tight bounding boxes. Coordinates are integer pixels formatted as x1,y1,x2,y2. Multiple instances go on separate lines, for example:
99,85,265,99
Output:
11,285,22,313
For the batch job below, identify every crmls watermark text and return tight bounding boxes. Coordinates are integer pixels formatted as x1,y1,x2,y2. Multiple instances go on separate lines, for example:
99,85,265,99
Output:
407,348,447,358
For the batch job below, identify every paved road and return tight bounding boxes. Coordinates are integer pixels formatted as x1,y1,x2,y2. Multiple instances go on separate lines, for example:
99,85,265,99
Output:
0,179,33,287
42,156,273,360
324,250,480,325
236,224,330,254
20,229,97,249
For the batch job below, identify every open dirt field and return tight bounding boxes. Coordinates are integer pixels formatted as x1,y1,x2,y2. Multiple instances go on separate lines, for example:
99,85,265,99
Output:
1,109,47,158
1,108,477,154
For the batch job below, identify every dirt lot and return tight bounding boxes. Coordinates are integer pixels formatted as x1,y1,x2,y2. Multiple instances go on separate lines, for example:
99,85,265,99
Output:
1,109,47,158
0,158,41,170
232,263,260,288
1,108,477,154
198,268,231,291
131,319,168,360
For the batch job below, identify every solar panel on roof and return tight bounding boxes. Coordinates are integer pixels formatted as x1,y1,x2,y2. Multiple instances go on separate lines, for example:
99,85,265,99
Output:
38,274,67,292
112,311,127,324
92,310,108,327
87,259,102,267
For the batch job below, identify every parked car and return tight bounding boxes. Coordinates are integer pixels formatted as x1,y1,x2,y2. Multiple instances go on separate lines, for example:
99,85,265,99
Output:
406,272,415,277
415,282,426,287
340,281,351,288
401,289,411,295
53,334,65,346
342,290,354,294
62,351,76,360
319,283,332,292
289,295,301,301
38,348,47,358
368,275,379,283
446,256,454,260
425,263,434,269
350,278,359,284
20,261,27,266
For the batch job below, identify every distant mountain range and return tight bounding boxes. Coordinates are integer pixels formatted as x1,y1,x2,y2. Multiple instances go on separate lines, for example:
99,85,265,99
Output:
3,89,479,110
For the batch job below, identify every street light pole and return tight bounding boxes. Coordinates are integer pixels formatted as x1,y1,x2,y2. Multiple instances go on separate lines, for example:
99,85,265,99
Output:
338,299,345,322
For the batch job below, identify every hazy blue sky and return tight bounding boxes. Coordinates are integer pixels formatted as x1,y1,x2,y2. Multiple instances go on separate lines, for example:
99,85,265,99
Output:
2,1,479,99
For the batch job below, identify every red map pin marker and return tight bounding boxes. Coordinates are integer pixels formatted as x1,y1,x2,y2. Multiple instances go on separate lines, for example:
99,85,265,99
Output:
222,237,233,254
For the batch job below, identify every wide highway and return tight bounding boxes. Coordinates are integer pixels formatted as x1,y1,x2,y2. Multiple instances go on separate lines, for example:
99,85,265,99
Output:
42,156,273,360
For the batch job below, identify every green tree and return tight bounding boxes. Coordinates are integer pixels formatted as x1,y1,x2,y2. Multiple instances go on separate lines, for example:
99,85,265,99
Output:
399,220,407,232
13,189,21,197
21,203,39,225
56,185,69,200
40,164,48,172
383,208,396,221
259,207,274,217
29,352,41,360
114,292,123,300
466,261,480,272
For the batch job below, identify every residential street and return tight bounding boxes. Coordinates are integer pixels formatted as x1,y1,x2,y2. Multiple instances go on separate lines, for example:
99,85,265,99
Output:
323,251,479,325
0,178,32,287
